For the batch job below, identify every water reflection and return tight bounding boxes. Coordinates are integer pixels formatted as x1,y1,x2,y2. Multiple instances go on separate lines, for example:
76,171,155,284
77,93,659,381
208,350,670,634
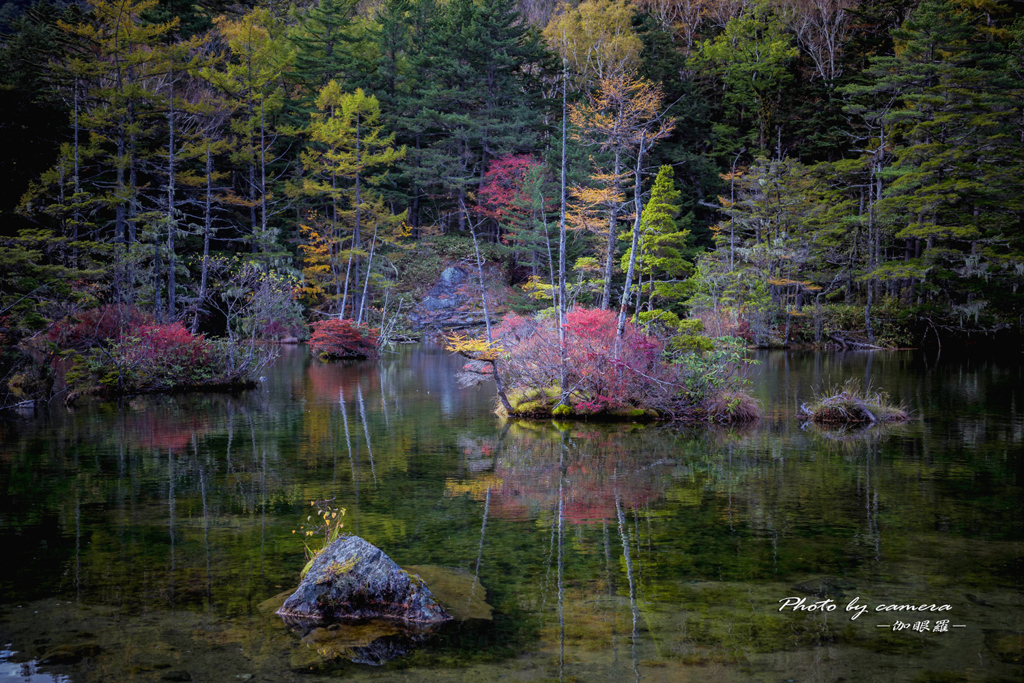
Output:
0,346,1020,682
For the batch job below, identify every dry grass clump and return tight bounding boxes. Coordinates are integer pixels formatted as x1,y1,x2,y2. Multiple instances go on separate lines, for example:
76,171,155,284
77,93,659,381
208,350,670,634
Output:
704,391,762,424
800,380,910,425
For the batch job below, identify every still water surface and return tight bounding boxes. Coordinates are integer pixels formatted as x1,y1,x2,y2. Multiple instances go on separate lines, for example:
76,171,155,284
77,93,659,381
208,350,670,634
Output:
0,345,1021,682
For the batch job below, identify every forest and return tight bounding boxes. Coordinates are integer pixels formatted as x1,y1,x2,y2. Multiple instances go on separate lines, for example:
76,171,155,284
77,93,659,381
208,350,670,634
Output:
1,0,1022,407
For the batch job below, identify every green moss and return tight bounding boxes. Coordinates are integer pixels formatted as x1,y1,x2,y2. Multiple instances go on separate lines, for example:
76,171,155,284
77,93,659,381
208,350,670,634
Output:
552,404,572,417
508,386,561,412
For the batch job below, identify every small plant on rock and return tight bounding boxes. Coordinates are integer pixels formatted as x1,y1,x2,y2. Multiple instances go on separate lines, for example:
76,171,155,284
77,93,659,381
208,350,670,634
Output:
293,499,347,579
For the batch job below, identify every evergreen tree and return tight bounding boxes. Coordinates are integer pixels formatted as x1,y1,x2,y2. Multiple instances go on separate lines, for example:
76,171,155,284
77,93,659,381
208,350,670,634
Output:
696,0,798,155
54,0,176,302
620,165,694,310
208,9,293,260
868,0,1022,325
401,0,548,232
287,0,375,99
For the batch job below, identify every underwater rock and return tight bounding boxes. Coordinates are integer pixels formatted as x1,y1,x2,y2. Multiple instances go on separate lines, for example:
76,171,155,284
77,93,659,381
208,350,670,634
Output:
791,577,856,599
289,620,435,667
277,535,451,625
39,642,102,665
984,630,1023,664
404,565,492,621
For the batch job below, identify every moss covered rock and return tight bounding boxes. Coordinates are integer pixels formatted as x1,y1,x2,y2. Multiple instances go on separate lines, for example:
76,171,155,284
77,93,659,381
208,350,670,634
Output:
277,536,451,625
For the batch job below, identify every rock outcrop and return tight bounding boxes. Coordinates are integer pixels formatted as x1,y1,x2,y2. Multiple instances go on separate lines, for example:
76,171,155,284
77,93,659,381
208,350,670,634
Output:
276,536,451,625
408,265,497,331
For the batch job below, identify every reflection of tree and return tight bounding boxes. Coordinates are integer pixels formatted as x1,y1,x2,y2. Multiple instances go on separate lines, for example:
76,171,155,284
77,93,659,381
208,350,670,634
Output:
448,423,679,524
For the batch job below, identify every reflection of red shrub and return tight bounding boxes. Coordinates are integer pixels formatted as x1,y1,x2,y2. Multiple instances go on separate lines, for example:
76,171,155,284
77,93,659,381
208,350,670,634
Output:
309,319,378,360
483,432,667,524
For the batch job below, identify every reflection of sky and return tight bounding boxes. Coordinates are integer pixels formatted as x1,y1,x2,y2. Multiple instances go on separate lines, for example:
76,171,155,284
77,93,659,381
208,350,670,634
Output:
0,649,70,683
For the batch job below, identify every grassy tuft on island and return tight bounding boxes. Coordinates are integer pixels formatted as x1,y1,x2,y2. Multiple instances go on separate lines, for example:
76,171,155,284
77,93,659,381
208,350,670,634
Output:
800,380,910,425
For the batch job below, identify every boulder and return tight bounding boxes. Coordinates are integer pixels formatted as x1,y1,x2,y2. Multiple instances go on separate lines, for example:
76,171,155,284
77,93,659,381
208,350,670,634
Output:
408,264,501,331
276,536,451,625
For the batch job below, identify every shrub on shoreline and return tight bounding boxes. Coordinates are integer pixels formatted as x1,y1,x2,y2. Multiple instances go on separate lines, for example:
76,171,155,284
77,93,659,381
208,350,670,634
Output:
50,305,276,398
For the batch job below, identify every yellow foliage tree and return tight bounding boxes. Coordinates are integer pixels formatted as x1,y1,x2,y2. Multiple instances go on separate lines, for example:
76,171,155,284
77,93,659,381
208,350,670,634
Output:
570,74,676,310
543,0,642,87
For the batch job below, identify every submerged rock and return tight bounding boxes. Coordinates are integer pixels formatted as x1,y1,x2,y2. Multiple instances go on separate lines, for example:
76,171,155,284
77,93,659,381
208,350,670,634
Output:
277,536,451,625
404,565,492,621
791,576,856,599
290,620,435,667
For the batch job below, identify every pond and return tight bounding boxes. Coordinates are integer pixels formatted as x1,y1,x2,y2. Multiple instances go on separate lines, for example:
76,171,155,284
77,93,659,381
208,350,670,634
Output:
0,344,1021,682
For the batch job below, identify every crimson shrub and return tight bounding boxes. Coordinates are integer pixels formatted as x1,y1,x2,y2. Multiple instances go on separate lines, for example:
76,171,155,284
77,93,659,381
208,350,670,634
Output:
308,319,379,360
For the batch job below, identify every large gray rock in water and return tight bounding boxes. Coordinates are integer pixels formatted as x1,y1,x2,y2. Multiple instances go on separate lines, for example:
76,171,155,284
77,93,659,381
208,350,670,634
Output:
277,536,451,624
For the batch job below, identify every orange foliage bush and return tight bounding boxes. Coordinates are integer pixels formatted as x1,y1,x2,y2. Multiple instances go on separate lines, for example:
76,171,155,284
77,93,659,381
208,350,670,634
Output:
309,319,379,360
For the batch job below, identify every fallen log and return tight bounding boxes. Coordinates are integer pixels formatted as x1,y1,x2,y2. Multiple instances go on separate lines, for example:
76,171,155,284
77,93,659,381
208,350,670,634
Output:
828,331,889,350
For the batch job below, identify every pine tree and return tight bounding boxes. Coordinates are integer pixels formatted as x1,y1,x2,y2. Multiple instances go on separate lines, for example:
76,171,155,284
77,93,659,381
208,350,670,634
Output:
695,0,798,154
287,0,376,100
866,0,1022,325
400,0,547,232
56,0,176,303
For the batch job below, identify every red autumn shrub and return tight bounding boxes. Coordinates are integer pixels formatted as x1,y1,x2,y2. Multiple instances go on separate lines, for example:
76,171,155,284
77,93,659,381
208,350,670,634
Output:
130,322,211,368
309,319,379,360
493,307,672,413
47,305,155,349
52,307,276,396
476,155,544,223
486,307,760,421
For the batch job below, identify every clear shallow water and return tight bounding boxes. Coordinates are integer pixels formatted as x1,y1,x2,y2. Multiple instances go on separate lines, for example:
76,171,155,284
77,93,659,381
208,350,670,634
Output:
0,344,1021,682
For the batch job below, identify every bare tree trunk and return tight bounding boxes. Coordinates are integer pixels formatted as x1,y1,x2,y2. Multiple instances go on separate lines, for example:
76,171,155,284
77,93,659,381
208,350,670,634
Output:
71,77,81,264
865,138,880,344
155,235,163,321
558,65,568,405
340,234,355,320
467,205,493,342
167,68,177,320
193,143,214,334
540,201,556,298
617,134,647,343
601,148,621,310
116,122,127,303
351,117,363,318
357,222,378,325
729,148,744,270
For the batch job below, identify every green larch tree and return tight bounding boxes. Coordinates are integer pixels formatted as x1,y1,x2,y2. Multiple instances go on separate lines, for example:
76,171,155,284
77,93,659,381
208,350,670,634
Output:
300,83,405,319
